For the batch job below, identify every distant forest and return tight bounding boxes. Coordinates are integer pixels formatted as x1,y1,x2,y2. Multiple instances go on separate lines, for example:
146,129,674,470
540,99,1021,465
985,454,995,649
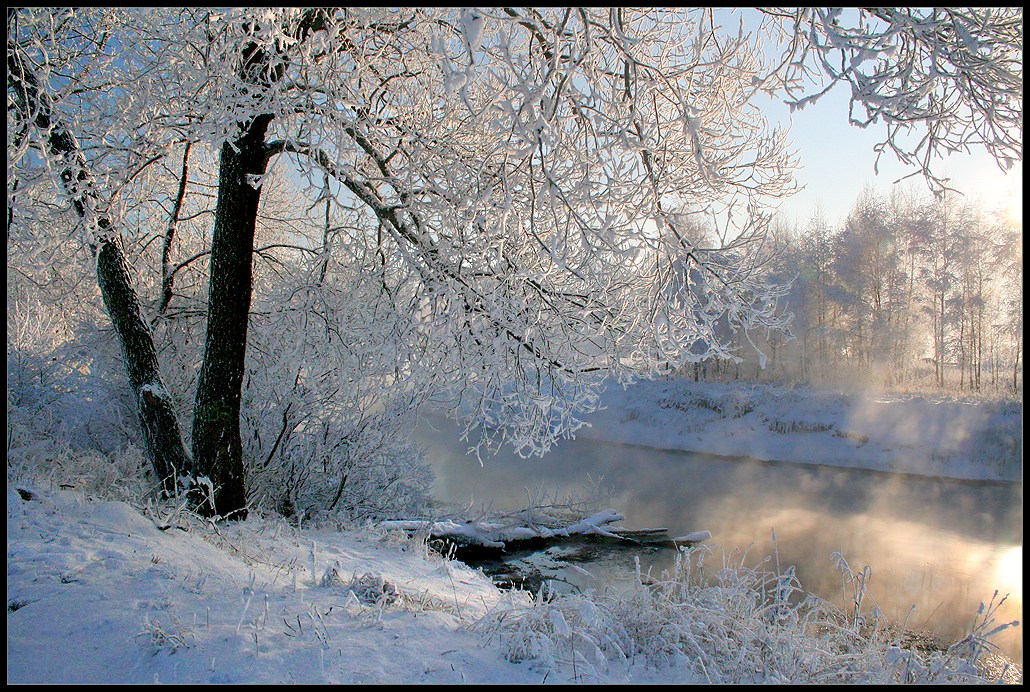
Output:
682,184,1023,395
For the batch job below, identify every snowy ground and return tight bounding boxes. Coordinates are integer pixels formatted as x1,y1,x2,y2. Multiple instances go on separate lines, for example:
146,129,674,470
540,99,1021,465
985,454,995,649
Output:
579,379,1023,482
7,379,1023,684
6,485,557,685
14,483,848,685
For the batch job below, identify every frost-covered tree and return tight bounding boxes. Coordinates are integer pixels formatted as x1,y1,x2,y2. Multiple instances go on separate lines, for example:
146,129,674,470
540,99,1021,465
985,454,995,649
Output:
796,206,837,382
831,188,909,380
766,7,1022,193
8,8,1022,517
998,222,1023,394
884,185,927,387
8,13,194,493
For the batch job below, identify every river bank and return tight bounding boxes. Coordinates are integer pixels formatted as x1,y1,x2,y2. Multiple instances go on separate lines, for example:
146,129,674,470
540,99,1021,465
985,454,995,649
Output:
7,483,1021,684
576,379,1022,482
7,379,1023,683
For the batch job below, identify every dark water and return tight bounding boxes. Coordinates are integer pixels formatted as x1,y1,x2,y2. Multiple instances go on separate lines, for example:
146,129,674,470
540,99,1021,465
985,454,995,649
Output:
415,415,1023,665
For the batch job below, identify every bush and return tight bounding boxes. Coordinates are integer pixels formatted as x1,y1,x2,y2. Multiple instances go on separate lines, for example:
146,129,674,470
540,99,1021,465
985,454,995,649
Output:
479,545,1017,684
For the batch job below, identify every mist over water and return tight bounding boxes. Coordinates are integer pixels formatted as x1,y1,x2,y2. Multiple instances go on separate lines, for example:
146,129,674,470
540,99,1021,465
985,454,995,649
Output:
416,415,1023,665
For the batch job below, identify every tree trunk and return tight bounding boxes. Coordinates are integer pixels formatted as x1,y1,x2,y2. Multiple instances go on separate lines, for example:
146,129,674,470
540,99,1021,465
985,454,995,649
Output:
191,114,274,519
940,308,945,387
96,235,194,491
975,301,983,391
9,48,193,494
959,316,966,390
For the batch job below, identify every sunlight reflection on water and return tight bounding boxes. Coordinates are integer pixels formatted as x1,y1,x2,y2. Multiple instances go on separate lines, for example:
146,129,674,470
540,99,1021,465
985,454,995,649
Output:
417,415,1023,664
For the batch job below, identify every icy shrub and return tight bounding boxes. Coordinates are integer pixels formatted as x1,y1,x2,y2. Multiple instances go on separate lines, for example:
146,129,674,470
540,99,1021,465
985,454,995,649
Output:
480,546,1017,684
50,445,156,502
7,431,157,505
620,407,640,423
658,394,721,415
721,386,759,417
340,572,401,607
961,404,1023,475
483,590,617,681
6,297,161,501
833,429,871,445
241,268,436,523
767,417,835,434
686,393,724,415
136,614,195,655
7,327,140,458
243,401,434,522
657,383,759,420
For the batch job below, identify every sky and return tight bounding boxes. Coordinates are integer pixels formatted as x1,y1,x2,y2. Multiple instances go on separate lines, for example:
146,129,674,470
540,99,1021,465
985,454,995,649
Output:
758,59,1023,231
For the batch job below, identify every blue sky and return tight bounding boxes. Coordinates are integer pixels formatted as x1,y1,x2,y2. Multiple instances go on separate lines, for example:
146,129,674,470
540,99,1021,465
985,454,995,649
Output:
760,69,1023,230
712,7,1023,230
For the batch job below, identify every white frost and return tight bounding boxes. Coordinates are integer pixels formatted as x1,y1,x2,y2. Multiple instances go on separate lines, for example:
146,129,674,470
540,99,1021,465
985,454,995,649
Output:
139,382,169,400
380,509,627,549
674,530,712,543
459,8,485,57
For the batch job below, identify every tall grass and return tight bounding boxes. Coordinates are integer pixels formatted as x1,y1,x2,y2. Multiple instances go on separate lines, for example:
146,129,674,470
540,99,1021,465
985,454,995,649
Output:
479,543,1020,684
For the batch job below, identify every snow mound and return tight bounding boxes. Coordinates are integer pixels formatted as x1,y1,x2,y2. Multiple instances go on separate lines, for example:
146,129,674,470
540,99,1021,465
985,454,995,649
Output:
6,485,541,684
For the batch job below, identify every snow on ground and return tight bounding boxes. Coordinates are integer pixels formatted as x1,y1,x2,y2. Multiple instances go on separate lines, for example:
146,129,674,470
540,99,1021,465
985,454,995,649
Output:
578,379,1023,482
7,483,725,684
5,484,544,684
7,378,1022,684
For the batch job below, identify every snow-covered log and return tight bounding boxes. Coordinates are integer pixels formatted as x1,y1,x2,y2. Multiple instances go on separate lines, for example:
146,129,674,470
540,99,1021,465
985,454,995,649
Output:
674,530,713,543
380,509,708,555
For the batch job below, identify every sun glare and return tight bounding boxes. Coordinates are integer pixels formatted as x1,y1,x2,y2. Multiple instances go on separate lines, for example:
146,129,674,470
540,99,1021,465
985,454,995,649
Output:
1004,191,1023,225
994,545,1023,595
965,160,1023,226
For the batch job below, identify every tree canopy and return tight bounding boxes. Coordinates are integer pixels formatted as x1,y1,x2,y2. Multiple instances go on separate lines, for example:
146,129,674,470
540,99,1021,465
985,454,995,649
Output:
8,7,1022,516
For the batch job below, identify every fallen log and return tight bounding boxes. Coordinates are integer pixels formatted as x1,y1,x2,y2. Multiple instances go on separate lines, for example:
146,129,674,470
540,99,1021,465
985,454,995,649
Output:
379,509,710,560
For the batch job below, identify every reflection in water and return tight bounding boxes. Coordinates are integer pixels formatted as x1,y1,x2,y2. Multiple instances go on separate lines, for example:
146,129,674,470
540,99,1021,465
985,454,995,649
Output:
416,415,1023,664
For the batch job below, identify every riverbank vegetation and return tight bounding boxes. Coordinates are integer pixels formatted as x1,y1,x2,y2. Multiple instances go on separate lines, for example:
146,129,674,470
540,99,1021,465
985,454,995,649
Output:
7,7,1021,683
6,452,1022,683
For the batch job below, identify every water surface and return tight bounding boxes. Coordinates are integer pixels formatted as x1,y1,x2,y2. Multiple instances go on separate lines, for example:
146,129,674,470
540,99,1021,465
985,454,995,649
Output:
415,415,1023,664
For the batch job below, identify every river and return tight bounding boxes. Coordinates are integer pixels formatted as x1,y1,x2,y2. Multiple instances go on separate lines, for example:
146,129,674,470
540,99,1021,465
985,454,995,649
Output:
415,415,1023,665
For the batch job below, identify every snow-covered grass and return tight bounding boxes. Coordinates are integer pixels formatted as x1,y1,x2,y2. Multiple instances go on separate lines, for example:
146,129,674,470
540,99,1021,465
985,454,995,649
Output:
6,376,1022,683
580,378,1022,482
7,456,1021,684
479,544,1019,684
7,480,530,685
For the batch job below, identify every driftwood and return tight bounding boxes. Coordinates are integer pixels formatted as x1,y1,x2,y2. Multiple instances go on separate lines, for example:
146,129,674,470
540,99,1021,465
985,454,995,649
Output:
380,510,711,562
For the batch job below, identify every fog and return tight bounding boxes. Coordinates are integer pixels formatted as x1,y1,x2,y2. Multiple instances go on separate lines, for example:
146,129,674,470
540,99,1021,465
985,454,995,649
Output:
417,416,1023,664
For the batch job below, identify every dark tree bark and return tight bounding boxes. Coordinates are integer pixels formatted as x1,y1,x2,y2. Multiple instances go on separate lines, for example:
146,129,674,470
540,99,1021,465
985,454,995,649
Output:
95,235,196,491
158,142,192,315
189,19,316,517
190,113,274,518
14,12,324,519
8,46,193,493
